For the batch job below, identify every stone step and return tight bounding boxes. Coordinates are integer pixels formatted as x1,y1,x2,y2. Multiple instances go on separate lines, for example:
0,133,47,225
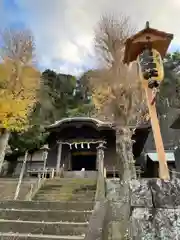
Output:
48,177,96,181
0,178,36,183
45,180,96,185
0,185,16,189
33,196,94,202
0,183,33,188
0,232,85,240
0,183,17,186
39,186,96,191
0,178,19,181
0,201,94,211
0,220,88,236
37,191,95,197
0,181,35,200
34,178,96,201
34,192,95,198
0,209,92,222
35,192,95,197
33,198,94,202
41,185,96,190
45,180,96,184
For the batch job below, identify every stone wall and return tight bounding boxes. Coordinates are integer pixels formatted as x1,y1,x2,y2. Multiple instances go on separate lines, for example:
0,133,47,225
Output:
106,179,130,239
106,178,180,240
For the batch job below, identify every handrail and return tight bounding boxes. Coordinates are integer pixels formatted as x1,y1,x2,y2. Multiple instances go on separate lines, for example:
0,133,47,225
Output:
25,167,63,201
25,176,46,201
84,200,108,240
85,167,107,240
25,168,49,201
14,151,28,200
95,168,106,202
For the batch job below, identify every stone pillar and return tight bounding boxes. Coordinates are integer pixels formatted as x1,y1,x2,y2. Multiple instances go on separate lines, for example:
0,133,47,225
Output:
56,142,62,176
42,144,49,178
97,142,105,174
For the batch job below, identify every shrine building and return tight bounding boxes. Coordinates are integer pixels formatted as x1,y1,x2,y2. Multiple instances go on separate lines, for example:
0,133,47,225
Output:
15,117,150,178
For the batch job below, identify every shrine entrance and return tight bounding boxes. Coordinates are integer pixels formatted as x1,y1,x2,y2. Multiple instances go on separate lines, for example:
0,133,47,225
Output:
71,151,97,171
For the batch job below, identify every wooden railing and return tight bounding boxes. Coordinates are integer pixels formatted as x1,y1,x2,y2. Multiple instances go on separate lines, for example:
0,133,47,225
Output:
14,151,28,200
25,166,64,201
25,169,48,201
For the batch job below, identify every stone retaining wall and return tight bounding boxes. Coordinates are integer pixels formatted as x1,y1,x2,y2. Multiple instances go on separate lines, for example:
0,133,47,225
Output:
106,178,180,239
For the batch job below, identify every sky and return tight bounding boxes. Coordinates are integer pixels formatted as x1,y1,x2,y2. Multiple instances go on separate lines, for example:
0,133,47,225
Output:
1,0,180,76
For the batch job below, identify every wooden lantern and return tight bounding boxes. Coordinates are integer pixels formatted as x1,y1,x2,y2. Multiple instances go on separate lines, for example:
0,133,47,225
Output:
123,22,173,180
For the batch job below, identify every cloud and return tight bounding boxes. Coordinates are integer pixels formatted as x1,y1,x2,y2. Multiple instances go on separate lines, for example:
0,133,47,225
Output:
5,0,180,74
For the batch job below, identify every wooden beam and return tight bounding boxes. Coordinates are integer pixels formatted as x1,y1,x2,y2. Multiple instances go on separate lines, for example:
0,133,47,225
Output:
143,81,170,179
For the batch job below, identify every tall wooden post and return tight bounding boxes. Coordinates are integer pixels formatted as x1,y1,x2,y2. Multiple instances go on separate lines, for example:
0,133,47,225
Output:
56,142,62,176
143,81,170,179
123,22,173,180
42,151,48,178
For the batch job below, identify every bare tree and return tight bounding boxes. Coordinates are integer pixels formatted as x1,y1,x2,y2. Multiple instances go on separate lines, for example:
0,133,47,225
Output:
88,14,148,238
95,14,133,68
90,14,148,179
0,28,35,64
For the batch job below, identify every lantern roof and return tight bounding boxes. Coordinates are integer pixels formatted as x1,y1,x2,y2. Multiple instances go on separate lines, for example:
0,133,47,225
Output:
123,21,173,64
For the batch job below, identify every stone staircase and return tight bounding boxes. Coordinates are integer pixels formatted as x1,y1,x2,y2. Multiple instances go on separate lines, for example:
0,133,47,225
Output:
0,177,97,239
0,178,36,200
33,178,96,201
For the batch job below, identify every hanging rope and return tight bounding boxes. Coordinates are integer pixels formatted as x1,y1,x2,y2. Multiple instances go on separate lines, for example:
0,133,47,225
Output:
57,140,106,149
45,139,106,151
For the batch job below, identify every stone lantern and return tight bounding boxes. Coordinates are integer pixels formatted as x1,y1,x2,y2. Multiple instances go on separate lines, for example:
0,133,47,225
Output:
41,144,50,178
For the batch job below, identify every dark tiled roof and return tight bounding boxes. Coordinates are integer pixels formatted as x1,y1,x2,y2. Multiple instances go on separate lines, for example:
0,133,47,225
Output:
46,117,113,130
144,108,180,151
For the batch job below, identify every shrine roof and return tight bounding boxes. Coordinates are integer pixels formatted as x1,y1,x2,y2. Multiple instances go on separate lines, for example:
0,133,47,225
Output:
45,117,113,131
169,108,180,129
170,115,180,129
45,117,151,133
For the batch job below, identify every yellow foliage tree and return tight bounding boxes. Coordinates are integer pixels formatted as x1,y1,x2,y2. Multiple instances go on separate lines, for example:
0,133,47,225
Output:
0,29,40,172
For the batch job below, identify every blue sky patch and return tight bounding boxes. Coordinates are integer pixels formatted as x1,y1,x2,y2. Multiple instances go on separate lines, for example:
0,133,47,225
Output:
1,0,180,75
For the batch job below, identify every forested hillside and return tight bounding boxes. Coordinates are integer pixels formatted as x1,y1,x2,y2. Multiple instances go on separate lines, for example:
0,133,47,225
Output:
8,69,94,156
6,51,180,156
145,51,180,150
